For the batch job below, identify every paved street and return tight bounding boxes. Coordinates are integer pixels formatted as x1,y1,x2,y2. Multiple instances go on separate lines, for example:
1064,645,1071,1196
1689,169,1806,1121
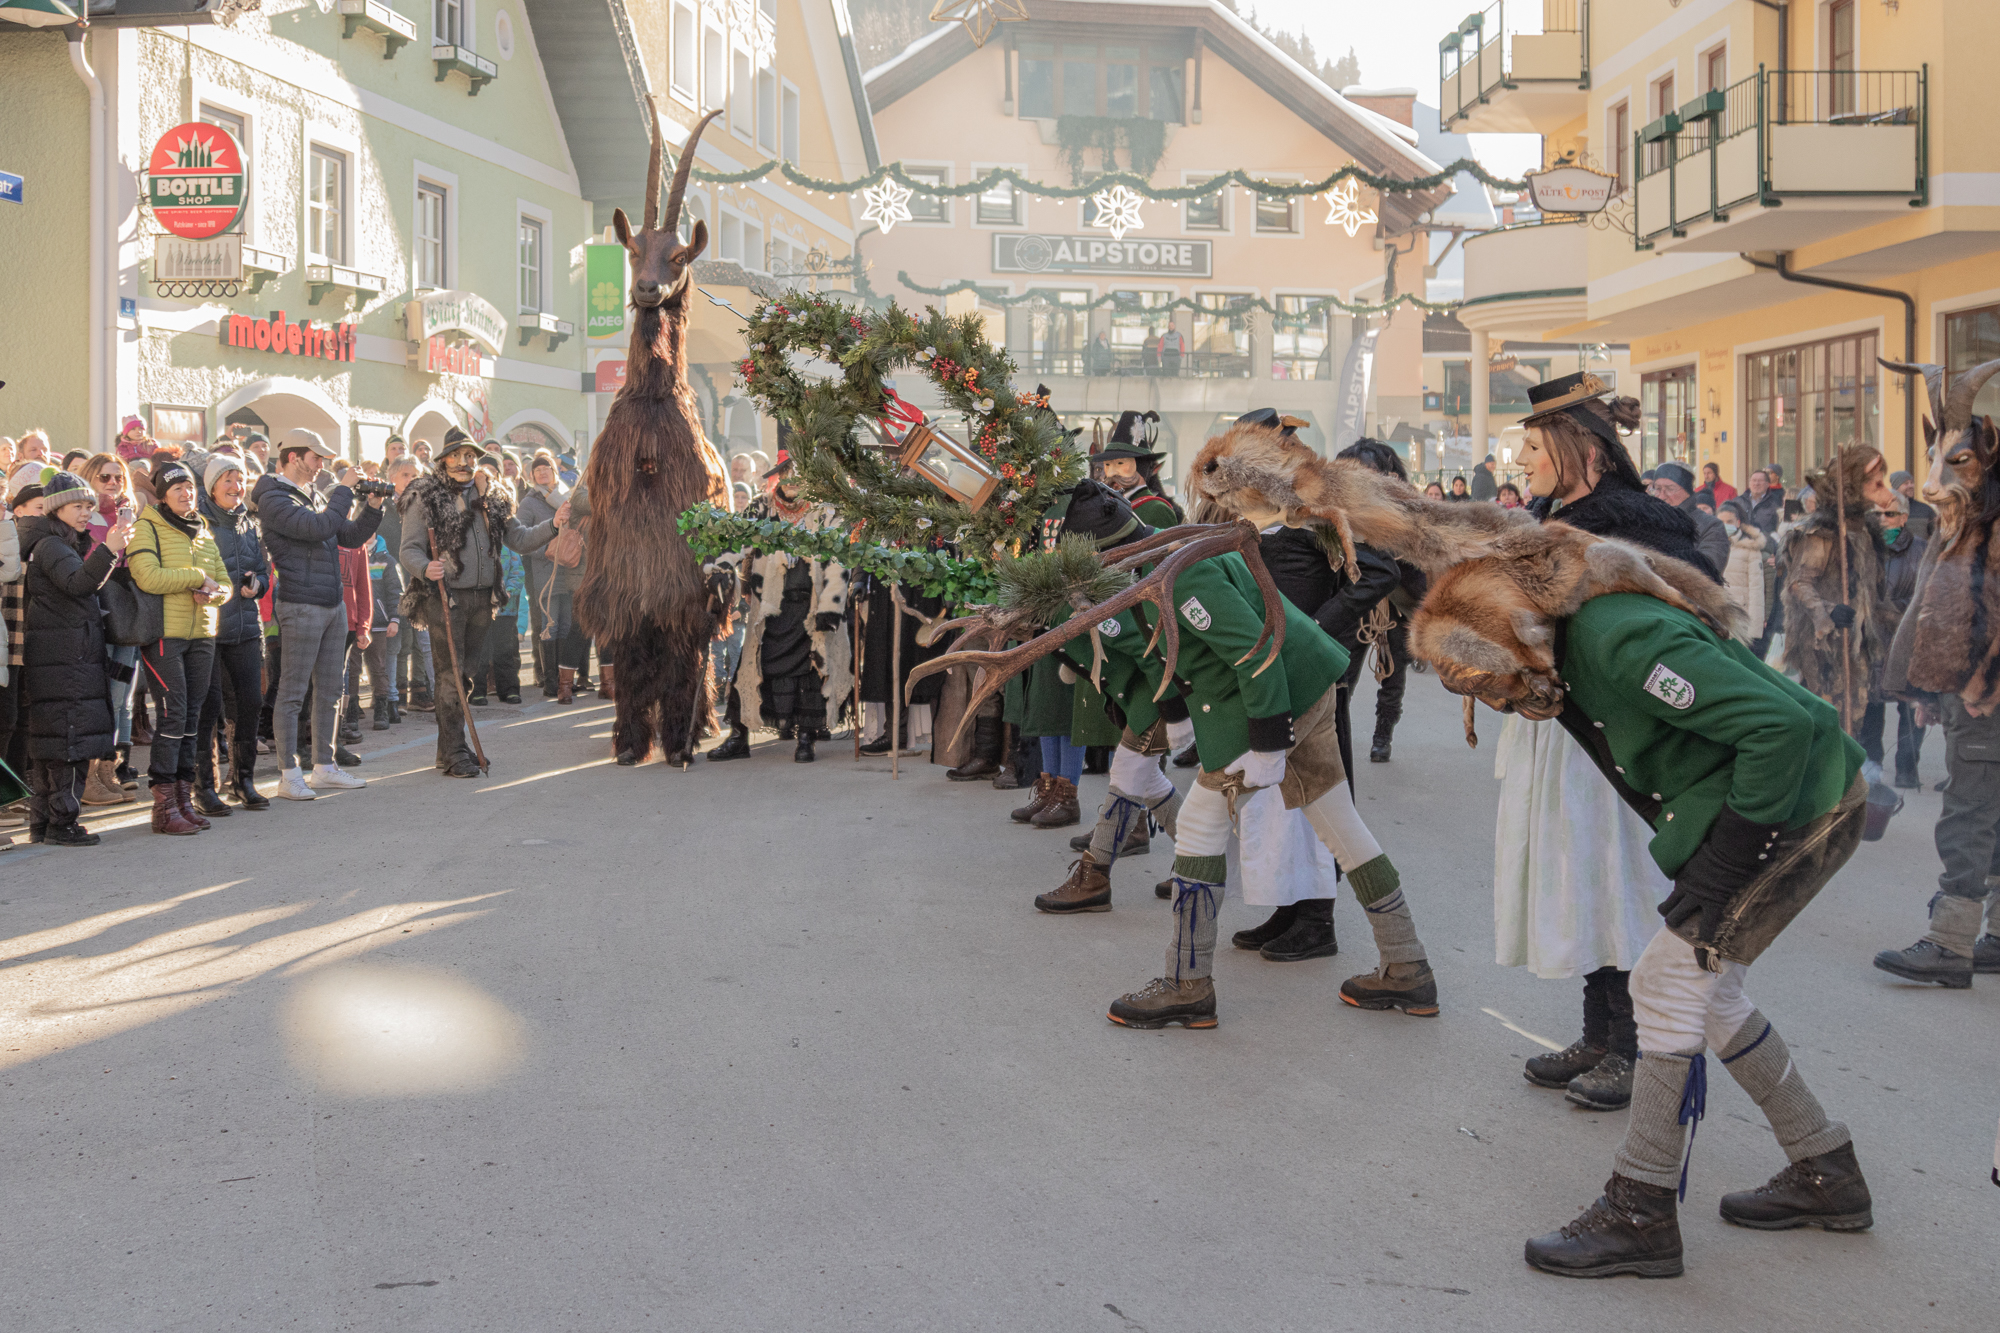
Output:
1,673,1992,1332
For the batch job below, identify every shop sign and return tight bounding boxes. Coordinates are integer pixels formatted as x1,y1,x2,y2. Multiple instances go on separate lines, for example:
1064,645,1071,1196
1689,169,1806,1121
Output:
425,336,487,377
220,309,356,362
992,232,1211,278
404,289,508,355
593,359,626,392
0,170,22,205
147,122,245,240
585,244,627,339
1524,166,1616,215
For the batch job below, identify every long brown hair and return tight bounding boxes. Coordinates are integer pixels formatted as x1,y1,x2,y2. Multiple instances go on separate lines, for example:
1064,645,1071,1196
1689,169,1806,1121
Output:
1531,396,1642,496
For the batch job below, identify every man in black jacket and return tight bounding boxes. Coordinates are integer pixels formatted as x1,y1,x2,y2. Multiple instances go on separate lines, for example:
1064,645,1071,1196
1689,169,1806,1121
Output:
1744,469,1784,535
249,428,385,802
1651,461,1730,578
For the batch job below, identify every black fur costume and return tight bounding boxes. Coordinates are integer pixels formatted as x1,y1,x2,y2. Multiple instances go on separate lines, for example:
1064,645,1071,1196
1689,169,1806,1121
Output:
396,476,521,627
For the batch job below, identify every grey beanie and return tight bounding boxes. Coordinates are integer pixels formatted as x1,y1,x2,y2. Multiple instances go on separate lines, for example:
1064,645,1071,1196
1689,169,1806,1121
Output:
204,452,245,495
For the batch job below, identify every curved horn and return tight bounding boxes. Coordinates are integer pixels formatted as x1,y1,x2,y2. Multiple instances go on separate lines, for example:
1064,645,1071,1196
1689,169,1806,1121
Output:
663,108,725,236
1945,356,2000,433
1879,358,1947,434
641,94,665,233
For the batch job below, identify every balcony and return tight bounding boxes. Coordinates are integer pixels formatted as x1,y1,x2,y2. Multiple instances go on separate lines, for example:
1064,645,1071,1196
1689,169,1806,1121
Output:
1438,0,1589,134
432,43,497,95
1457,219,1588,339
1634,68,1927,253
338,0,415,58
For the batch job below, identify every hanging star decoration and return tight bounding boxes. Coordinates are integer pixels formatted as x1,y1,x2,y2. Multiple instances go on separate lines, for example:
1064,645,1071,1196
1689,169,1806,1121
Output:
1320,179,1379,238
1088,184,1146,242
861,179,914,234
928,0,1029,48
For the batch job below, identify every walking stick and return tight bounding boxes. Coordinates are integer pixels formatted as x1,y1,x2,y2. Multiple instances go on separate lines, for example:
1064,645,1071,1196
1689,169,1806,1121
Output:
428,527,489,775
890,591,902,781
1832,460,1855,734
852,593,862,761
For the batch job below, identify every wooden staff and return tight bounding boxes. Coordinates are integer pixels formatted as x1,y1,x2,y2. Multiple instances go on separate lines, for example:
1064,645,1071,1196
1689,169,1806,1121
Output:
890,591,902,781
1832,458,1855,733
428,527,488,775
852,588,862,761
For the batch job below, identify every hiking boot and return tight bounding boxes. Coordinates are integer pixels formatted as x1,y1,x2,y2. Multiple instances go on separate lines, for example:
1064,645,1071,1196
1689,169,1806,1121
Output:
1155,878,1173,899
1871,938,1973,988
443,757,482,778
1339,960,1439,1016
409,692,436,713
150,784,200,835
1719,1142,1873,1231
1260,899,1338,961
795,735,816,763
1034,854,1112,913
1565,1052,1636,1110
174,780,212,830
1524,1174,1683,1279
1011,774,1055,823
708,726,752,761
45,822,100,848
1233,904,1298,951
1031,777,1080,828
1070,821,1149,855
1525,1041,1607,1090
1975,934,2000,974
1107,976,1218,1029
80,760,125,807
192,785,233,818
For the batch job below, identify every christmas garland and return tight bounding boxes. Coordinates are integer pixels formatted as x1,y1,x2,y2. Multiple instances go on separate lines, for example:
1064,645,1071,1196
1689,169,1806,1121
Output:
896,273,1461,319
691,156,1525,201
678,505,998,604
735,290,1085,559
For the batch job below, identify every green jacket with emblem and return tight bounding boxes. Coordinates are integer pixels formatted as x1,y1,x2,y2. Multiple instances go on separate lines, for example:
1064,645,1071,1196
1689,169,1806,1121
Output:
1560,593,1863,876
1056,605,1177,738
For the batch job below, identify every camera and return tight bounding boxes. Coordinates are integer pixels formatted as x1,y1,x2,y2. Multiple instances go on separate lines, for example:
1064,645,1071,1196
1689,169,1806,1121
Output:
352,478,395,499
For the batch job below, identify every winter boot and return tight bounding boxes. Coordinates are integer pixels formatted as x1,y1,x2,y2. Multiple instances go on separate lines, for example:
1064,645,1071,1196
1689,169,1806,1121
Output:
150,784,200,835
175,780,212,830
1566,1053,1637,1110
1260,897,1338,961
192,784,233,818
1338,961,1439,1016
946,713,1003,781
991,724,1023,789
230,769,270,810
372,697,390,731
80,760,125,807
1526,1042,1608,1089
1107,976,1218,1029
794,732,816,763
708,725,752,761
1034,854,1112,914
1030,776,1080,829
45,821,100,847
556,667,576,705
1523,1174,1683,1279
1232,904,1298,951
1718,1143,1874,1231
1011,774,1055,824
115,745,138,789
1369,722,1393,763
596,663,615,702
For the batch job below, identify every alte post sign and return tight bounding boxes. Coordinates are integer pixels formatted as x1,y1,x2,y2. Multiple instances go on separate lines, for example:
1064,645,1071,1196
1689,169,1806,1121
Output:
147,122,245,240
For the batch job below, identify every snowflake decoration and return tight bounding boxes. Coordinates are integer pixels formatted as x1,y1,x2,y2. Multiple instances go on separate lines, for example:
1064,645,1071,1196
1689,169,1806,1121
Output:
1320,179,1379,238
1088,184,1146,242
861,179,914,234
928,0,1028,48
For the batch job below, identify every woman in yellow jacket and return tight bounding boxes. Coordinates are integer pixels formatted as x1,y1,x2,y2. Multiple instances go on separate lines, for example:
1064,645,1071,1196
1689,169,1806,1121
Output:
127,458,231,835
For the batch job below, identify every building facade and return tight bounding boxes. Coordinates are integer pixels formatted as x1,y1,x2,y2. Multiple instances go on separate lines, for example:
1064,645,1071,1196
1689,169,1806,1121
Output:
861,0,1448,487
1443,0,2000,485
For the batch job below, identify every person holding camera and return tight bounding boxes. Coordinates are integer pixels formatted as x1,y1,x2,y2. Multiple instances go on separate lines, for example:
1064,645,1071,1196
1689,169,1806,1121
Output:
193,453,272,813
396,429,566,777
249,428,387,802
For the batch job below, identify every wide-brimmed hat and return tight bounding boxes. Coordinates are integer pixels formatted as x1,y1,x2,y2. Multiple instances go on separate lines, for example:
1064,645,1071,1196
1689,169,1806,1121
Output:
438,426,498,465
1098,409,1165,462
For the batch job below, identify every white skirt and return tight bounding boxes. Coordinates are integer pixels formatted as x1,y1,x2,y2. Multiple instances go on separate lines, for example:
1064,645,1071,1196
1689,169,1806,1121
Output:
1492,714,1670,979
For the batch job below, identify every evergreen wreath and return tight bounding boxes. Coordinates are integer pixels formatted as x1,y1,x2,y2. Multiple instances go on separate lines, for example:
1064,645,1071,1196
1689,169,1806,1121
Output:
735,290,1085,561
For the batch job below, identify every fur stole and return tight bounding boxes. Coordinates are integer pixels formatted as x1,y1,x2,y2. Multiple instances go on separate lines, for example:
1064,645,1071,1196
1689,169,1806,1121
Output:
1884,518,2000,710
1536,483,1707,567
395,475,517,628
1779,510,1886,716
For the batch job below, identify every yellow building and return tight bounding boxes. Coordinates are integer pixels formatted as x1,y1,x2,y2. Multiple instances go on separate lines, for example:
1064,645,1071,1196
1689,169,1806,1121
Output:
861,1,1448,485
1442,0,1999,487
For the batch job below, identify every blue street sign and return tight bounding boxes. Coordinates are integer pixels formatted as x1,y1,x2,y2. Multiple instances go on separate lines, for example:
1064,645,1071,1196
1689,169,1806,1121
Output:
119,298,136,319
0,171,22,204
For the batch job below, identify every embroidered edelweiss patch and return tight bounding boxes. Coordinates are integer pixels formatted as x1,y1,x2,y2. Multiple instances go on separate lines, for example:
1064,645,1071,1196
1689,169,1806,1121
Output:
1644,663,1695,710
1098,618,1122,637
1179,596,1211,631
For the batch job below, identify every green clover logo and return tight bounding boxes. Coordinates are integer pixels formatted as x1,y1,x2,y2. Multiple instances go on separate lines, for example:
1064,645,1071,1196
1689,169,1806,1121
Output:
591,281,621,310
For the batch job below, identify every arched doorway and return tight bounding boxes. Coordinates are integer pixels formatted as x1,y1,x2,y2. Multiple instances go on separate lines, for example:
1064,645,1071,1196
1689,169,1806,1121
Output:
212,377,347,454
401,399,461,457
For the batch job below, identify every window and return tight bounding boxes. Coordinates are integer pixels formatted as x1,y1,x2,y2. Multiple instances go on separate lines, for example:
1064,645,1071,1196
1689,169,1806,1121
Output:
1254,190,1298,235
1015,39,1187,120
1107,290,1172,377
1703,46,1727,93
1272,296,1331,381
1610,101,1630,189
414,182,447,287
731,49,753,136
760,0,775,17
518,216,544,312
307,145,346,264
1647,72,1676,172
976,175,1020,226
1829,0,1857,115
1639,365,1697,471
1745,331,1880,482
743,219,764,271
703,26,725,112
903,166,949,224
677,189,707,245
199,103,249,234
781,81,800,163
757,66,777,152
1945,305,2000,423
435,0,462,46
671,3,697,99
1028,288,1091,376
1192,293,1253,377
718,210,742,262
1184,182,1226,232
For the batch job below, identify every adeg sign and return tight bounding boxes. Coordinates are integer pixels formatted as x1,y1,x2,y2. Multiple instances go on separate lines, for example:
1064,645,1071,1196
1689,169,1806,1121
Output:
147,122,245,240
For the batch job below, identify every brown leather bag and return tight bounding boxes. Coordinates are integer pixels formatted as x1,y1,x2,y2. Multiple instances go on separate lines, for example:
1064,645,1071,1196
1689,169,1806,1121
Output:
547,523,583,569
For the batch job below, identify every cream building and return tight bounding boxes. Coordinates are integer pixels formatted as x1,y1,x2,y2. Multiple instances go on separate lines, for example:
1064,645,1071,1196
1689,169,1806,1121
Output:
860,0,1449,487
1442,0,2000,486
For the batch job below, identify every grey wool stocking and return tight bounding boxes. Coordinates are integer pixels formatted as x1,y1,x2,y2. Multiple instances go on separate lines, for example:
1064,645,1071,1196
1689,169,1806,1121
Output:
1089,787,1182,865
1348,855,1426,966
1717,1010,1850,1162
1165,873,1222,981
1614,1049,1705,1192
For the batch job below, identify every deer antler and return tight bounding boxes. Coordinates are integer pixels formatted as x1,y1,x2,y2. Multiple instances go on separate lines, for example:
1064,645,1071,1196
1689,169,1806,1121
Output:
906,522,1288,750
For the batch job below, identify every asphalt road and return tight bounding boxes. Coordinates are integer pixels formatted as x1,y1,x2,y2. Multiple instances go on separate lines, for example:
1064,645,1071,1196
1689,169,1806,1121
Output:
1,671,1992,1332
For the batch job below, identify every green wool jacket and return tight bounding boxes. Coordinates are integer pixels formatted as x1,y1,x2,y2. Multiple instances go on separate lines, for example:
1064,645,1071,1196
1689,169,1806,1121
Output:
1161,552,1348,771
1559,593,1864,876
1057,604,1174,738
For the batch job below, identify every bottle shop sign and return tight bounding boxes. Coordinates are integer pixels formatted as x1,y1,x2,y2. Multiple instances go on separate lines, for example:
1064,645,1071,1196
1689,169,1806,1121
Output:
147,122,245,240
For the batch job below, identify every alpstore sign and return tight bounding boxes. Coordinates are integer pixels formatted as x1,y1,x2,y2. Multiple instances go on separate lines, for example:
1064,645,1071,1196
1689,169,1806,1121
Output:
1525,166,1616,215
147,122,245,240
991,232,1212,278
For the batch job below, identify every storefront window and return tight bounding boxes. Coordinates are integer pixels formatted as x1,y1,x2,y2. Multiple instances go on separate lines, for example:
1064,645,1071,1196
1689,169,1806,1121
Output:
1744,332,1878,482
1106,290,1172,377
1028,288,1091,376
1640,365,1697,471
1945,304,2000,422
1272,296,1330,380
1192,293,1252,378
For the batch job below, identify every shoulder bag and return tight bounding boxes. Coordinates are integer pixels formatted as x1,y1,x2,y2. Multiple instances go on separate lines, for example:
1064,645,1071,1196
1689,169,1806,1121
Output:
101,529,166,646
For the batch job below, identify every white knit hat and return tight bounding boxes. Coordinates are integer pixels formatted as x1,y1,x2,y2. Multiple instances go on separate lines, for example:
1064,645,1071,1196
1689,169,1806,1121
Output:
203,452,245,494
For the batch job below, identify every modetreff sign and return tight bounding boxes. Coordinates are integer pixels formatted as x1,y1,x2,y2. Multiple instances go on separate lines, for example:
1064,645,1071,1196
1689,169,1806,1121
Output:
220,310,356,362
147,122,245,240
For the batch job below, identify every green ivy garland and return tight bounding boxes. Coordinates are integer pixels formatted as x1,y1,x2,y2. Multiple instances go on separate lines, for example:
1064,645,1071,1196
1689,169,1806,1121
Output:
1055,116,1169,184
895,273,1461,319
678,505,998,604
691,156,1523,201
734,290,1085,560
